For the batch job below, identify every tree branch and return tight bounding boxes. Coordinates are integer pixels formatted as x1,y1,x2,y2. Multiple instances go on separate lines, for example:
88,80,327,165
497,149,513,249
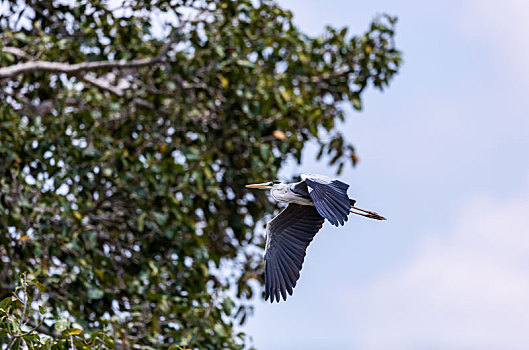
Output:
1,46,159,102
0,24,180,80
80,74,125,97
26,319,62,339
2,46,34,61
0,55,160,80
293,66,352,84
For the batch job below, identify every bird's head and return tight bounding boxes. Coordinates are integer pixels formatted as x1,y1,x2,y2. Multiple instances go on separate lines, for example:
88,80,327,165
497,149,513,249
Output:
245,180,282,190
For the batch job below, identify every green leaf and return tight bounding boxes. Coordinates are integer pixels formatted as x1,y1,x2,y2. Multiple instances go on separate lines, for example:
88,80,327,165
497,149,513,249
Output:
68,328,83,335
218,75,229,88
55,318,70,333
0,297,12,310
153,212,167,226
87,287,104,300
352,95,362,110
30,280,47,293
259,144,270,161
213,324,227,337
138,212,146,232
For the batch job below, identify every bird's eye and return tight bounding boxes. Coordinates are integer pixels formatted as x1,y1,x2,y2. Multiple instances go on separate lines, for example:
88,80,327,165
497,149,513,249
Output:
272,180,281,184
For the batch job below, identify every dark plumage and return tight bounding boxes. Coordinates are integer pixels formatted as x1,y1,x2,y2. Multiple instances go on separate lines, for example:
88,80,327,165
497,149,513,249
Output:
245,173,386,302
264,204,324,302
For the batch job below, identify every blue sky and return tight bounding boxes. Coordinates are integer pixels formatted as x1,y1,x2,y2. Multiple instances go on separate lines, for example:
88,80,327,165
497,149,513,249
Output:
244,0,529,349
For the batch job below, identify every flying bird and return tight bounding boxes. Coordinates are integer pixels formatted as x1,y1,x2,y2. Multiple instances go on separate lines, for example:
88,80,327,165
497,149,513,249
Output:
246,174,385,303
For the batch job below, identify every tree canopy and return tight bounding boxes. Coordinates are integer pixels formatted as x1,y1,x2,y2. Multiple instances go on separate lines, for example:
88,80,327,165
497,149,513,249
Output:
0,0,401,348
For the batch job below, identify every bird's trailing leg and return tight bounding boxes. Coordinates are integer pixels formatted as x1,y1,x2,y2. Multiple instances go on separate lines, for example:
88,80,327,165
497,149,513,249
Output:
350,205,386,220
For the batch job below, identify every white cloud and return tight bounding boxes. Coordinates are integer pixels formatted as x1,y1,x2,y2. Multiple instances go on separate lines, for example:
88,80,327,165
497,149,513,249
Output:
343,182,529,349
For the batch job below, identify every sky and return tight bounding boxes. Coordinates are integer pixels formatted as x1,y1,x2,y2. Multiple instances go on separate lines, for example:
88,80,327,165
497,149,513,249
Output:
244,0,529,349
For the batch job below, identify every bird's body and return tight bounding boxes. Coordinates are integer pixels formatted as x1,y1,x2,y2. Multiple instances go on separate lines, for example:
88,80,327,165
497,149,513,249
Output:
269,182,312,206
246,174,385,303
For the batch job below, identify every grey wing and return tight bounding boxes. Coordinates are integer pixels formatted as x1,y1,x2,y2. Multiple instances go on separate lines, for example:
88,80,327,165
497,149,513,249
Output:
290,181,311,198
301,173,351,226
264,203,325,303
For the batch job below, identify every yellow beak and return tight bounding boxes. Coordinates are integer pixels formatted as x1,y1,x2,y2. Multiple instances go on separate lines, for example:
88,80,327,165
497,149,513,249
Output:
245,182,271,189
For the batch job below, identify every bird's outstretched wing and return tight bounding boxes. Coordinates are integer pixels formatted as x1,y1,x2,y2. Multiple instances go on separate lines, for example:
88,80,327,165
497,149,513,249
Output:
264,203,325,302
301,174,351,226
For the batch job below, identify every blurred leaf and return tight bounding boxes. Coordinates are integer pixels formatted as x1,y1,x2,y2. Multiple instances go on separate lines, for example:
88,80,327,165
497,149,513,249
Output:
352,95,362,110
72,211,82,221
55,318,69,333
87,287,104,300
272,130,286,140
30,280,46,293
68,328,83,335
218,75,229,88
0,297,12,310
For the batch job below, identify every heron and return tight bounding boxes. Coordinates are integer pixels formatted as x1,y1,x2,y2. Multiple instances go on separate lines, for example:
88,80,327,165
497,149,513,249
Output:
246,173,385,303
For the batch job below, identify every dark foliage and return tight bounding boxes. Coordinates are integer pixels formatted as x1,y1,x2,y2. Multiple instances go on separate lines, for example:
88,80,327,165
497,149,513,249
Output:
0,0,401,348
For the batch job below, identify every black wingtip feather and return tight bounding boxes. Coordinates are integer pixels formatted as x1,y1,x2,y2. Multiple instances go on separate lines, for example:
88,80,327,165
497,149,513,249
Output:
305,178,351,226
263,204,325,302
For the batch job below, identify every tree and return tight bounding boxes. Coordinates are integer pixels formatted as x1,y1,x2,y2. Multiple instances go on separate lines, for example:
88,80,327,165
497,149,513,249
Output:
0,0,401,348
